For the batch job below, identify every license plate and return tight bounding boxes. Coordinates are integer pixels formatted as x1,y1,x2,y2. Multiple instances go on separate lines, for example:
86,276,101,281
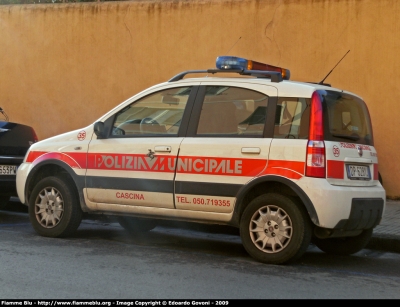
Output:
0,165,17,175
346,164,371,180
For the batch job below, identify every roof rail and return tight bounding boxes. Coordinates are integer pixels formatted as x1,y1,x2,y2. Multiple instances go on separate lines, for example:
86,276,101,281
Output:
307,82,332,87
168,69,283,83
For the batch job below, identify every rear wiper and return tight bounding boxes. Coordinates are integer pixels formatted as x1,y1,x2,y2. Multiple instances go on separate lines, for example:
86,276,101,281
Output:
332,134,360,141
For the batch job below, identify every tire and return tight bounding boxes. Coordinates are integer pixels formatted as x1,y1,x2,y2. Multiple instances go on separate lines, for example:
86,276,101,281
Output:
240,193,312,265
29,175,82,238
0,196,10,210
117,216,157,233
313,228,373,255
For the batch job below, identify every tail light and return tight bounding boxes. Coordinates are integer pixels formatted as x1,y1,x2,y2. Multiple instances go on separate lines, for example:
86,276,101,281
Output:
306,91,326,178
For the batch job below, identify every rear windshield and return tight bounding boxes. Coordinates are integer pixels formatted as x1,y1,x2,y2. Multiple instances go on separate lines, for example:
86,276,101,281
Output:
321,91,373,145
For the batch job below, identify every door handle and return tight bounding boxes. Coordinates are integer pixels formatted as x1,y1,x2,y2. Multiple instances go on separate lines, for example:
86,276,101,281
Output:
154,146,172,153
241,147,261,154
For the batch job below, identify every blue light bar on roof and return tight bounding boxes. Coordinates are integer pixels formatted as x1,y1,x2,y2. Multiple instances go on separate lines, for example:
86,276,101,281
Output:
216,56,248,70
215,55,291,80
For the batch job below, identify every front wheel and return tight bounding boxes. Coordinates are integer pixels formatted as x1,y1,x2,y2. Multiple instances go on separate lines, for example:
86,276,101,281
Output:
313,229,373,255
240,193,312,265
29,176,82,237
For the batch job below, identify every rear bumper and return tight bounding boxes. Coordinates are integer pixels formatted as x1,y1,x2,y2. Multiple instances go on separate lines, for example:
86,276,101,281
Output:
0,175,17,197
0,156,23,197
334,198,384,230
297,177,386,229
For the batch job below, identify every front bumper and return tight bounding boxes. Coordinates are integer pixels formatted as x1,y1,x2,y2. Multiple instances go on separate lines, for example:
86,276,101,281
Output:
16,162,30,205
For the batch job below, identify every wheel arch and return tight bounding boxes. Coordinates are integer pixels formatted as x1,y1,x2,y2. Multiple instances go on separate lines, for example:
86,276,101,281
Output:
25,160,88,212
231,175,319,227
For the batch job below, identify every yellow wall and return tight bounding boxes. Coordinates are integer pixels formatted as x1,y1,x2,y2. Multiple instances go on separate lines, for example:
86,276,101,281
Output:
1,0,399,197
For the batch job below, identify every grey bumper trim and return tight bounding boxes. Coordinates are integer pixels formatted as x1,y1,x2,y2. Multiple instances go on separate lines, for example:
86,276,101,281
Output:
334,198,384,230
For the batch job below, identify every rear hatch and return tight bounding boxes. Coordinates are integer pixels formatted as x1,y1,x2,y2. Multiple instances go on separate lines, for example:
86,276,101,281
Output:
321,91,378,187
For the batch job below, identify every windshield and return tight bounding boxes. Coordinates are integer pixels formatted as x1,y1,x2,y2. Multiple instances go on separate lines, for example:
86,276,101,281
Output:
321,91,373,145
112,87,191,136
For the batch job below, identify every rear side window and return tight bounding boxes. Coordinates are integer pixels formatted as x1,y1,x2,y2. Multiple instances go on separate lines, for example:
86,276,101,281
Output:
274,98,310,139
321,91,373,145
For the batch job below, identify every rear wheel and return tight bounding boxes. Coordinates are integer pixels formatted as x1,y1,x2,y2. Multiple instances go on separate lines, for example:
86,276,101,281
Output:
29,176,82,237
240,193,312,265
313,229,373,255
118,216,157,233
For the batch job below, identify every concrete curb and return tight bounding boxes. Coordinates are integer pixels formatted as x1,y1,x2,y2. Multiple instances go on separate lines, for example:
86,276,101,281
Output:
367,234,400,254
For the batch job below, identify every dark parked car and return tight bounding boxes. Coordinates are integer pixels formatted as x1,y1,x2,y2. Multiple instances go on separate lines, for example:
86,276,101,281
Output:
0,107,38,209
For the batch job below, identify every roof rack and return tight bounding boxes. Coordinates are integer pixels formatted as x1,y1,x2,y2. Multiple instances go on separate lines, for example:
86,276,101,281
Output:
168,69,283,83
307,82,332,87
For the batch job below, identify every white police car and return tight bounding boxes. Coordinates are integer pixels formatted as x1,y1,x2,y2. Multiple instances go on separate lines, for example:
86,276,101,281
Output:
16,56,386,264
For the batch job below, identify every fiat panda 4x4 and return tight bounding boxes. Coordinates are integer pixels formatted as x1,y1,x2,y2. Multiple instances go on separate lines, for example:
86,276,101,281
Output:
16,56,385,264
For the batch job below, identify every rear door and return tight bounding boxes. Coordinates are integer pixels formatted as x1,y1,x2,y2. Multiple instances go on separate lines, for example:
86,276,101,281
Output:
174,82,278,213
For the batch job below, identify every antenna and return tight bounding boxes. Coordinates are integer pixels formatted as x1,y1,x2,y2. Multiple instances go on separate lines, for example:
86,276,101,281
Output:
205,37,242,78
319,50,350,85
0,107,9,121
226,37,242,54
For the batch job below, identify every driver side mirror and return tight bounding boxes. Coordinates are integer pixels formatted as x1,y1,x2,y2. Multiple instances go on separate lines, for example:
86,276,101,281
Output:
94,121,105,139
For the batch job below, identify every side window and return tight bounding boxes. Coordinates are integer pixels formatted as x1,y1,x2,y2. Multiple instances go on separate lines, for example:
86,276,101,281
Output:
274,98,310,139
196,86,269,136
111,87,191,136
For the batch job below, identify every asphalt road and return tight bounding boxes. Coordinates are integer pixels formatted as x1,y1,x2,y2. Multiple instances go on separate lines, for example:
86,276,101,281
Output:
1,204,400,299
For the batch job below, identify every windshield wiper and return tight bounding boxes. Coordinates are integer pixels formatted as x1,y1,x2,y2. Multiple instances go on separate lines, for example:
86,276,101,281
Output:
332,134,360,141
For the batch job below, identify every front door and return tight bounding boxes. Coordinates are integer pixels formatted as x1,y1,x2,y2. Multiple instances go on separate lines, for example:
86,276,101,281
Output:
85,85,198,209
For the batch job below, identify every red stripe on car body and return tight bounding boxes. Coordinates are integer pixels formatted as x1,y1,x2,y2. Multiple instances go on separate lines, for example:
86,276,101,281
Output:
27,151,86,169
327,160,344,179
26,151,307,179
